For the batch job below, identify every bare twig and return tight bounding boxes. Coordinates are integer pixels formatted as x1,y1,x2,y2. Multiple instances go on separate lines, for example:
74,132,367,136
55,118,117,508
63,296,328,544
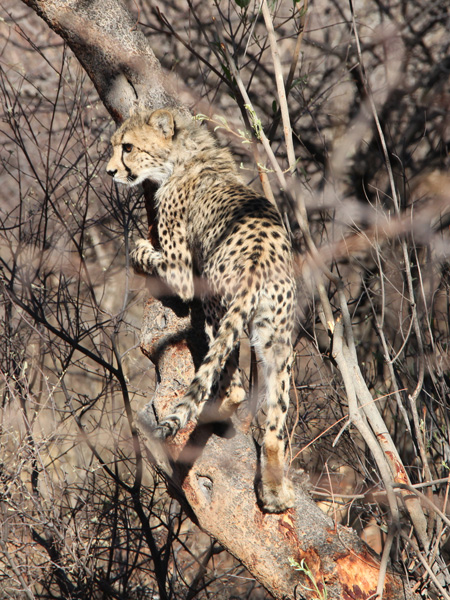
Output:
400,533,450,600
261,0,297,175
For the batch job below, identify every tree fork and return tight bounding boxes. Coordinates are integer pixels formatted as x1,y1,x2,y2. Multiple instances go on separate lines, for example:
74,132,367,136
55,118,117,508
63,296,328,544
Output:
21,0,419,597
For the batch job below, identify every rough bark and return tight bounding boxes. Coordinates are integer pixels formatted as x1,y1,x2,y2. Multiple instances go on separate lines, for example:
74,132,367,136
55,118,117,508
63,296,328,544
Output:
21,0,179,122
21,1,419,597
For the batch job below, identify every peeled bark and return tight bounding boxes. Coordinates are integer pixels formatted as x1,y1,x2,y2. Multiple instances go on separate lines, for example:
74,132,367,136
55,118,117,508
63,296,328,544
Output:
21,1,419,597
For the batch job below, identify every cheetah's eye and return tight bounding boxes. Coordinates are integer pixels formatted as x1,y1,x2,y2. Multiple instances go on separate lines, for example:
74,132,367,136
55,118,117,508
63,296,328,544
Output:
122,143,133,153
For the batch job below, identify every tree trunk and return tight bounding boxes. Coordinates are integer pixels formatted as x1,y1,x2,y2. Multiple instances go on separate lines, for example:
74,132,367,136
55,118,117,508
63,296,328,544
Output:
21,1,419,597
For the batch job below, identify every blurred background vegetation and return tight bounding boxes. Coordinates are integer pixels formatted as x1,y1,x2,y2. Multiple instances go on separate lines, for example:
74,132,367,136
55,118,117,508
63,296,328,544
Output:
1,0,450,597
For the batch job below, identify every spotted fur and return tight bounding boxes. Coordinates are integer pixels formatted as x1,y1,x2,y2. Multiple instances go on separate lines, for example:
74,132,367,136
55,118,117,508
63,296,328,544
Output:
107,109,296,512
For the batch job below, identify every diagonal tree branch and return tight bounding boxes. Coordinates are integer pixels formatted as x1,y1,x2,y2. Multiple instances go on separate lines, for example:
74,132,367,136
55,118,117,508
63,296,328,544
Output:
21,0,179,122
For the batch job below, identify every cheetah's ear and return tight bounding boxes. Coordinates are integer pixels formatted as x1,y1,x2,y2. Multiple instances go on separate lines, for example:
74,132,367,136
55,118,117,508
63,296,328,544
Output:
148,109,175,139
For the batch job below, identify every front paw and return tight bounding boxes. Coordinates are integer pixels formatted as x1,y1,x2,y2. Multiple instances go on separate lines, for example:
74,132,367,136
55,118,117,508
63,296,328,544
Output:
130,238,156,274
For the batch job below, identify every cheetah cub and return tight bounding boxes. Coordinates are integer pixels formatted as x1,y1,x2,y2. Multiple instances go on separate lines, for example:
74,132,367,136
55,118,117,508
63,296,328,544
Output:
107,109,296,513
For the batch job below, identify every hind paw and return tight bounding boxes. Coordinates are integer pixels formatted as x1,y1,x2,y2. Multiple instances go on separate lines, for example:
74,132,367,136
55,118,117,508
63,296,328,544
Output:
258,478,295,513
154,415,182,440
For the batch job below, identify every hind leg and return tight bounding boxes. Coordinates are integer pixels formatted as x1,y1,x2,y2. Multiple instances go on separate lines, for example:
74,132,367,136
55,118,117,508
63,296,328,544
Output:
154,297,245,438
201,299,245,421
251,305,295,512
259,342,294,512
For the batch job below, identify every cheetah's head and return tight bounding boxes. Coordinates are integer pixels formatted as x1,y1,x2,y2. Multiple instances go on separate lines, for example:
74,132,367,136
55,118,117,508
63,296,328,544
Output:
106,109,176,187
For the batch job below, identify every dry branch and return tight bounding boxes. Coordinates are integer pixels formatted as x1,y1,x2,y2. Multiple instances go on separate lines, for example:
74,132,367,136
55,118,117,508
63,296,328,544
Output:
20,0,421,597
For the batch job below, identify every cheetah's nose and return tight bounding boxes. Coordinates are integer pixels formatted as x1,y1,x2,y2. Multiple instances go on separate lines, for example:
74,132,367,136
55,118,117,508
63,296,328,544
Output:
106,168,117,177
